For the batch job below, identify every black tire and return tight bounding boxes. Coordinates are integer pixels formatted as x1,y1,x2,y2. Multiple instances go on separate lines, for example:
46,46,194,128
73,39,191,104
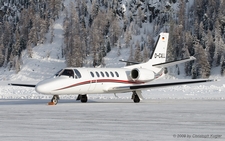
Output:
133,95,140,103
81,95,88,103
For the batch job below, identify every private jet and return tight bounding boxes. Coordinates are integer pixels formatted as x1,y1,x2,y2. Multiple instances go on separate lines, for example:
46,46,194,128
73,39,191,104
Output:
9,33,211,105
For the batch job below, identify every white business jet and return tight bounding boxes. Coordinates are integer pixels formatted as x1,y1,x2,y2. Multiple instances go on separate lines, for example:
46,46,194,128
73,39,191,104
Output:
9,33,211,105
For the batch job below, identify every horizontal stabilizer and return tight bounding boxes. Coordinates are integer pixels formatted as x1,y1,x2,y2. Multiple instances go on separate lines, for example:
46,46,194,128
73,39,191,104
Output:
152,56,196,68
119,59,140,64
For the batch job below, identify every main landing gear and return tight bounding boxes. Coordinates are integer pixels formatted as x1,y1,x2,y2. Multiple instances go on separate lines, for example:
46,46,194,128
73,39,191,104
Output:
48,92,141,105
76,94,88,103
48,95,60,105
131,91,142,103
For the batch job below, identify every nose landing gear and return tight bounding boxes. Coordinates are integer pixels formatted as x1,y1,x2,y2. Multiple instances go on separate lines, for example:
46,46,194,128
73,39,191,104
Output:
48,95,60,105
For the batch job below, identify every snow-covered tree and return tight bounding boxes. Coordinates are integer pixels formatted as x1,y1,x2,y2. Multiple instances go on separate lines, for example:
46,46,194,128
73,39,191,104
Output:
134,40,142,62
193,42,210,78
0,35,4,66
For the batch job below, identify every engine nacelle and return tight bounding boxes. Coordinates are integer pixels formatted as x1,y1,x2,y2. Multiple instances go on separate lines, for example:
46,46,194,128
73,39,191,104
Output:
130,68,155,82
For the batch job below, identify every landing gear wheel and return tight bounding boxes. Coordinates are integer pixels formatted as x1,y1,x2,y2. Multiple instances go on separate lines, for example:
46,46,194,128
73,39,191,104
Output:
133,94,140,103
132,91,140,103
81,95,88,103
48,95,59,105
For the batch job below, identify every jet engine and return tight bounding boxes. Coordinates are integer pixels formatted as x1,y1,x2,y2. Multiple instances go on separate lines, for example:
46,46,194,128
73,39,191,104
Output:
130,68,155,82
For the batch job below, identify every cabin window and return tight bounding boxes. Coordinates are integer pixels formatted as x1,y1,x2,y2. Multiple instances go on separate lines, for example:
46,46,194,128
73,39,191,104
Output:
105,72,109,77
110,72,114,77
60,69,74,78
74,69,81,78
90,72,94,77
100,71,105,77
115,71,119,77
96,72,100,77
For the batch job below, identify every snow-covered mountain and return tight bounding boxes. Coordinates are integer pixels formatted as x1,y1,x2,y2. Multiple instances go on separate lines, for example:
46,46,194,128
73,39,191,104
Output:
0,0,225,100
0,0,175,81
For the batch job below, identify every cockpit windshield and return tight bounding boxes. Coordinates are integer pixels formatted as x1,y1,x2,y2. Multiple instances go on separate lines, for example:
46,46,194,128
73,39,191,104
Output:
60,69,74,78
55,69,82,79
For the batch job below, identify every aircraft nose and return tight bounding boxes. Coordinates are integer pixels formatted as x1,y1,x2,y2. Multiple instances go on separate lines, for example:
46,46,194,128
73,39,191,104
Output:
35,80,52,94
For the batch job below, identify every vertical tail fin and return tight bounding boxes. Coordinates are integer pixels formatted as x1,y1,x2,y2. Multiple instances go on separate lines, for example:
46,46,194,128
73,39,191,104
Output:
149,33,169,65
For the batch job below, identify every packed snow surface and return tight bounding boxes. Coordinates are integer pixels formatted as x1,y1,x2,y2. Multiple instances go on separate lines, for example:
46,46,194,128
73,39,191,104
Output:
0,99,224,141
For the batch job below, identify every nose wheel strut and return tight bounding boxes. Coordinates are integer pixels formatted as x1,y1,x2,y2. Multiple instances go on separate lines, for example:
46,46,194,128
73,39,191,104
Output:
48,95,59,105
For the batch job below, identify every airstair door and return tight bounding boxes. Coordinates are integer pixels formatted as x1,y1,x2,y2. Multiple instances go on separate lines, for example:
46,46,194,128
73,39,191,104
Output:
89,79,97,91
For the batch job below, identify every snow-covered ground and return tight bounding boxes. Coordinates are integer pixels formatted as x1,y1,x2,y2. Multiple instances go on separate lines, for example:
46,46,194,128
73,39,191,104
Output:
0,99,224,141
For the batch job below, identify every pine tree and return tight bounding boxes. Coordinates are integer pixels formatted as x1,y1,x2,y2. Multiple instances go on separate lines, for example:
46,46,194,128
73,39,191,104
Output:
65,2,84,67
26,41,33,58
142,44,150,62
72,35,83,67
2,21,11,67
205,30,215,67
0,35,4,66
167,20,176,61
49,0,61,20
91,0,99,19
134,40,142,62
109,18,121,47
91,11,107,67
63,8,70,50
194,43,211,78
136,7,143,28
124,28,132,48
39,17,48,44
14,55,21,73
19,9,30,48
213,20,225,67
184,32,193,76
50,19,54,44
12,29,20,56
221,61,225,76
127,42,134,66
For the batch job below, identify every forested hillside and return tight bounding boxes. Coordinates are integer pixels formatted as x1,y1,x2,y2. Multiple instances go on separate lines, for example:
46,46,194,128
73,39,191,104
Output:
0,0,225,79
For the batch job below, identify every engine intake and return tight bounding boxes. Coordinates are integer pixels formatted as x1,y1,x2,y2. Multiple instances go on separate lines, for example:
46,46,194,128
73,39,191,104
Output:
130,68,155,82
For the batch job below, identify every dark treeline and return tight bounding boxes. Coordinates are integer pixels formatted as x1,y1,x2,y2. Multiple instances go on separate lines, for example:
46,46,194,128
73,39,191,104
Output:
0,0,62,73
1,0,225,78
167,0,225,78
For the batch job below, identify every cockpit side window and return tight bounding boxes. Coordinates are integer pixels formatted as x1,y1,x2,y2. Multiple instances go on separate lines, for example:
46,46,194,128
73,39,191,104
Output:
74,69,82,78
60,69,74,78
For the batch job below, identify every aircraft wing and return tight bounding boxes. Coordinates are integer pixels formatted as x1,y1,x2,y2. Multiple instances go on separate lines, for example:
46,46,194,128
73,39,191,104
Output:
106,79,213,92
7,81,38,87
